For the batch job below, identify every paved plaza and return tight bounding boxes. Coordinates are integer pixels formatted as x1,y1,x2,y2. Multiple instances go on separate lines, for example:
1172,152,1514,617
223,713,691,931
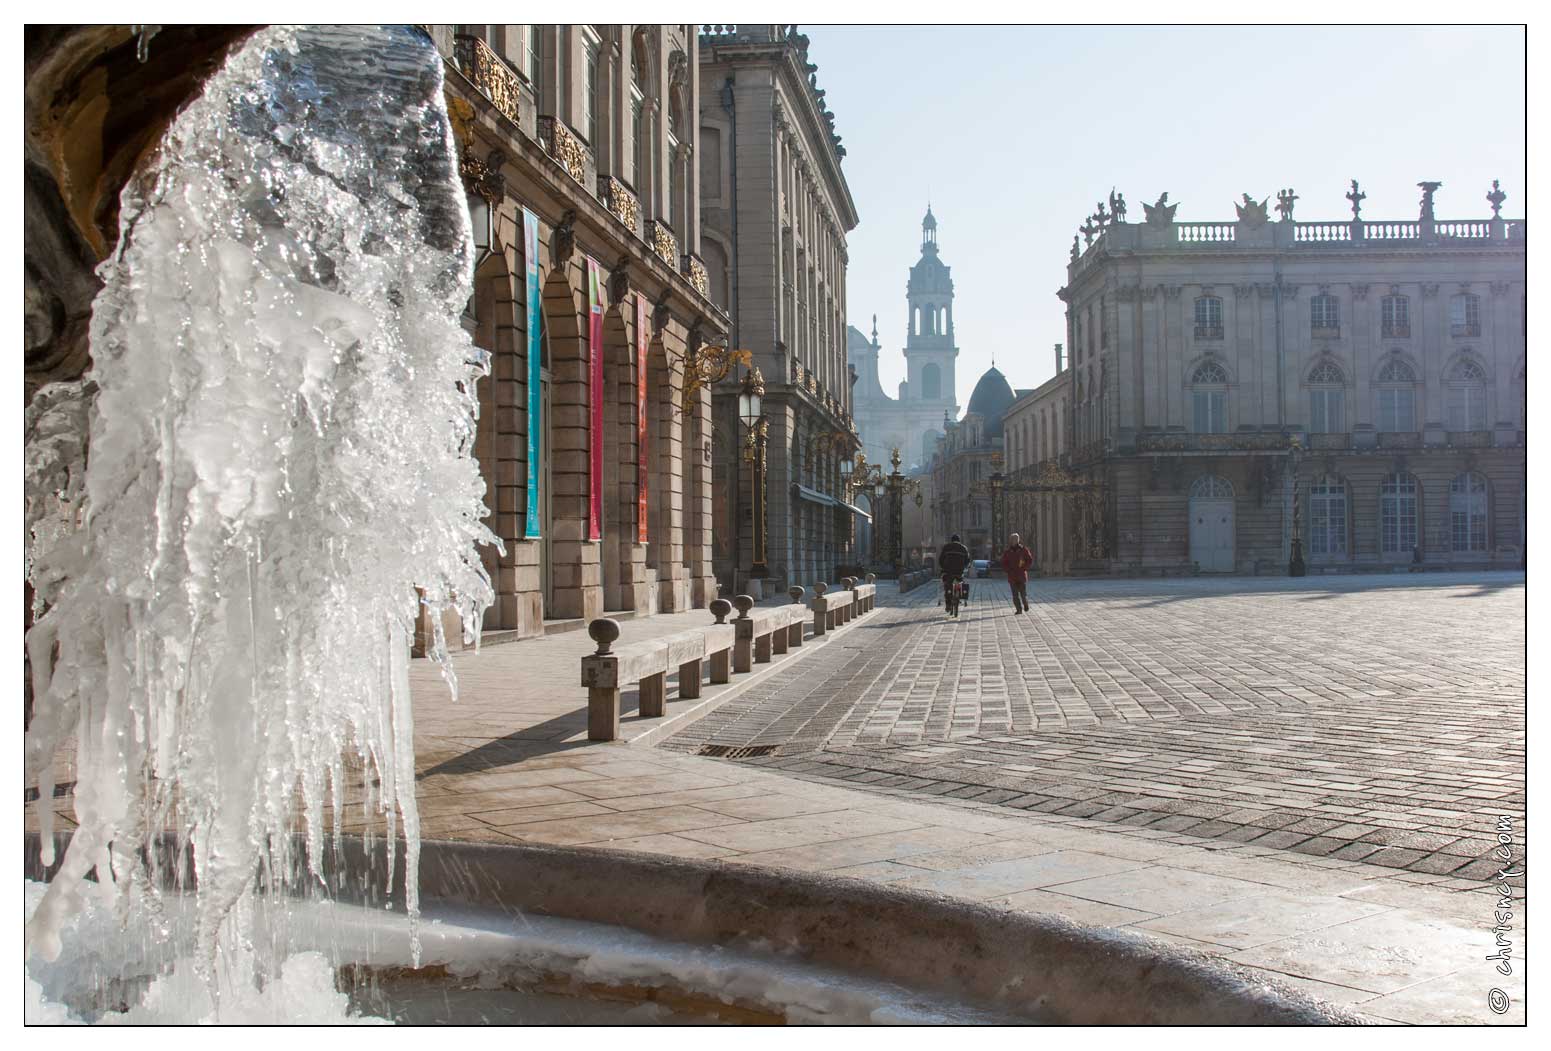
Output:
665,573,1527,882
28,573,1528,1023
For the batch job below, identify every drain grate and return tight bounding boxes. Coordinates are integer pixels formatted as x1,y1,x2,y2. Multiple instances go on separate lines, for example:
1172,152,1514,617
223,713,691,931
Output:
697,744,780,760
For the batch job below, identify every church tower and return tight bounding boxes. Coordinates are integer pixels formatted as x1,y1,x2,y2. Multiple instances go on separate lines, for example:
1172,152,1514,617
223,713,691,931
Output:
903,206,958,408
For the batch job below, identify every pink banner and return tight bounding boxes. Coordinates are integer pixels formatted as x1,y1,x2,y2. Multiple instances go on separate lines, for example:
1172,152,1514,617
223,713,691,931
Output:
636,294,649,543
587,258,603,541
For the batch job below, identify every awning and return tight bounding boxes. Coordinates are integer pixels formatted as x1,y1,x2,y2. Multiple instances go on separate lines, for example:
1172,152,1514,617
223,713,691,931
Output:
791,483,839,508
840,500,872,522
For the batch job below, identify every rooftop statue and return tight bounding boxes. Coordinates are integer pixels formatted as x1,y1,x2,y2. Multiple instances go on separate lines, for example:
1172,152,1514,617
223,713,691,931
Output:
1235,193,1270,227
1141,192,1177,226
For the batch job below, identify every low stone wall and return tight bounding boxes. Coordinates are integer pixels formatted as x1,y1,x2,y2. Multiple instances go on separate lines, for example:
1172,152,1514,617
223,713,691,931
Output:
897,569,933,594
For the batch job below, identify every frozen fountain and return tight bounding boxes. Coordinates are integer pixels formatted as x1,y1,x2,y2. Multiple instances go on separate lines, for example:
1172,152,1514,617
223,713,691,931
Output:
24,24,1358,1025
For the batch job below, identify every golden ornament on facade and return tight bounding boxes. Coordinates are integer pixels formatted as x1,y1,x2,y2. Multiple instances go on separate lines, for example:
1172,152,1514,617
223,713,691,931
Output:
538,116,587,184
600,176,639,231
680,344,750,415
453,35,521,127
685,255,709,296
651,220,679,267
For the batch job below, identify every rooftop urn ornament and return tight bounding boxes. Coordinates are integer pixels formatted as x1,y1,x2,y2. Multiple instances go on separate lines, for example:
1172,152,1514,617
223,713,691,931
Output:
1418,181,1442,222
1275,188,1298,222
1070,233,1080,262
1109,188,1127,223
1234,193,1270,228
1487,179,1507,218
1346,179,1366,219
1142,192,1178,226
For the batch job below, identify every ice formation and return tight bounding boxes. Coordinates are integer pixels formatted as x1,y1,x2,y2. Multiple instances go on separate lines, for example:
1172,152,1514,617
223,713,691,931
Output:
24,22,496,994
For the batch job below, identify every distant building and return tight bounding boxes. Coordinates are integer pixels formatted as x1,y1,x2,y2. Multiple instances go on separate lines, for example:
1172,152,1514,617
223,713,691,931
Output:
849,208,960,471
1003,347,1075,574
699,24,861,596
1041,180,1525,574
929,365,1016,559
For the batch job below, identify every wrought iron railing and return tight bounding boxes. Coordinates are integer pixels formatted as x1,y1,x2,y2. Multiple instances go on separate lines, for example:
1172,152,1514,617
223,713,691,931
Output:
453,35,521,127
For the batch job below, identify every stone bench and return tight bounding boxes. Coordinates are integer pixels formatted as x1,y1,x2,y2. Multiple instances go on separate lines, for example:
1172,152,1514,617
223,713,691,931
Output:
850,577,877,614
581,613,736,742
732,594,809,672
810,582,853,636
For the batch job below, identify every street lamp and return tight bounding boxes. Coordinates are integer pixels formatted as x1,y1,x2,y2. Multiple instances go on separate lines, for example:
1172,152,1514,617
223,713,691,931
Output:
467,190,493,269
739,367,768,580
1287,433,1306,576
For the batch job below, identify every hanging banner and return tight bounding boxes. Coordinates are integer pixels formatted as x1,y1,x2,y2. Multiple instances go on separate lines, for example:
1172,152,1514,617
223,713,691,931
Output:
635,294,650,543
523,207,542,539
587,257,604,541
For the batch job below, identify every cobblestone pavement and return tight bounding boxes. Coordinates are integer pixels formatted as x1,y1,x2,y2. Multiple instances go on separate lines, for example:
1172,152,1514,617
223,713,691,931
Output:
663,573,1526,882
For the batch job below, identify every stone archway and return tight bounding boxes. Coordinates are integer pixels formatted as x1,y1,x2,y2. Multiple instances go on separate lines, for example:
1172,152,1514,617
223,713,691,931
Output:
540,265,601,621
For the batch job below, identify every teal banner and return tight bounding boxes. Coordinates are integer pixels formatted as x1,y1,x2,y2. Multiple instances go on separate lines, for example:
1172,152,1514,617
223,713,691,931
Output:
523,208,542,538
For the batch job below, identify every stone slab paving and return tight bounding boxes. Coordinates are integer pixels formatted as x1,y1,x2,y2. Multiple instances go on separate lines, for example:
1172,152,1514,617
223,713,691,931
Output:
664,573,1526,885
26,576,1527,1024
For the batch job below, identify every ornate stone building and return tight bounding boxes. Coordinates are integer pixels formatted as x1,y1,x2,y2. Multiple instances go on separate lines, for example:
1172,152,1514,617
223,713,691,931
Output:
929,366,1017,560
849,209,961,471
431,24,726,638
1046,180,1525,574
698,25,862,597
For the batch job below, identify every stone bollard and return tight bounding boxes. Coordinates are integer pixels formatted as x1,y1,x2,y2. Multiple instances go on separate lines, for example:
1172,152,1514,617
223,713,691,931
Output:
710,597,732,624
787,586,806,648
733,595,755,672
582,618,623,741
812,582,829,636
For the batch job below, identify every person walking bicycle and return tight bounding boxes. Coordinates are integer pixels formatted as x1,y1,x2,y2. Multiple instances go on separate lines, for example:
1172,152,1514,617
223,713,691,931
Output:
1000,533,1034,614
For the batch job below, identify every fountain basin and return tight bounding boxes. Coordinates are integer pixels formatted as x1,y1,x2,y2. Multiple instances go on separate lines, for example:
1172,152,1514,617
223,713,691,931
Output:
26,832,1362,1025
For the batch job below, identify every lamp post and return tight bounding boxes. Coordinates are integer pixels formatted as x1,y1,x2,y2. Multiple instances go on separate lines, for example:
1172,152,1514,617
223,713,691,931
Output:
739,367,767,581
989,468,1006,554
1287,433,1306,577
884,447,920,577
839,450,853,565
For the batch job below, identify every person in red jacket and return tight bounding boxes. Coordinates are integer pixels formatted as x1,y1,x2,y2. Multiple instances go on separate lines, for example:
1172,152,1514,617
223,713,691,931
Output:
1000,533,1034,614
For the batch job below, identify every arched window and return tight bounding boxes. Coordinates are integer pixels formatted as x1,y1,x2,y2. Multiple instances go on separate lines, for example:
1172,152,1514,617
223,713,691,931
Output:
1375,358,1417,433
1450,472,1489,553
1307,359,1346,433
1309,475,1347,556
922,363,941,400
1451,293,1481,337
1381,294,1410,338
1191,360,1229,433
1197,294,1222,339
1189,475,1234,499
1311,294,1340,335
1446,357,1487,431
1380,473,1419,554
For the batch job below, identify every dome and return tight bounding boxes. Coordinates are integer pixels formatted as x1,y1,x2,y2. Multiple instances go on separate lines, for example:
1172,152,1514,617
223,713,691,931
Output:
922,205,937,231
964,365,1015,439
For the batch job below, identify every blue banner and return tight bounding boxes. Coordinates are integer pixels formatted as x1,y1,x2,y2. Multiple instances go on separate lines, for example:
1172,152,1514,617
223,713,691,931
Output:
523,207,542,538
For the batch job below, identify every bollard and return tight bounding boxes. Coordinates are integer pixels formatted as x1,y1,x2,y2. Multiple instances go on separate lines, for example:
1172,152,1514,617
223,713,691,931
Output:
710,597,732,624
787,586,806,647
812,582,829,636
582,618,624,741
733,595,755,672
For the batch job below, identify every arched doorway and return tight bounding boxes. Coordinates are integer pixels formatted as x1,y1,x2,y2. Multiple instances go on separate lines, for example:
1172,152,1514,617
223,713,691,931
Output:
470,249,516,630
540,265,597,620
1189,475,1235,572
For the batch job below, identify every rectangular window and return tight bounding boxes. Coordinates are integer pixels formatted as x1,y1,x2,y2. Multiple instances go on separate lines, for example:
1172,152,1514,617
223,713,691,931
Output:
1381,296,1409,338
524,25,542,81
1310,485,1347,556
1376,388,1414,432
1193,297,1223,340
1310,389,1344,433
1381,479,1418,554
630,91,644,188
581,33,599,144
1193,390,1226,433
1451,295,1481,336
1312,295,1340,334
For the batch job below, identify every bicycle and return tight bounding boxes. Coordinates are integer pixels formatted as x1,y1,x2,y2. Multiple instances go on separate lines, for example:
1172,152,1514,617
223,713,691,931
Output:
944,574,965,618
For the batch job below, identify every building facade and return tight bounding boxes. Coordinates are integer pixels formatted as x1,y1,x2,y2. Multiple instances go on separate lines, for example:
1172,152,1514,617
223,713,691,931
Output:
1049,181,1525,575
929,366,1017,560
1003,348,1076,574
698,24,862,597
431,24,726,641
849,209,961,471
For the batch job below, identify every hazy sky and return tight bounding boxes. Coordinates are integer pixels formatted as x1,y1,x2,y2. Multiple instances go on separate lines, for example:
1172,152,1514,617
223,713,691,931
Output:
806,25,1526,402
